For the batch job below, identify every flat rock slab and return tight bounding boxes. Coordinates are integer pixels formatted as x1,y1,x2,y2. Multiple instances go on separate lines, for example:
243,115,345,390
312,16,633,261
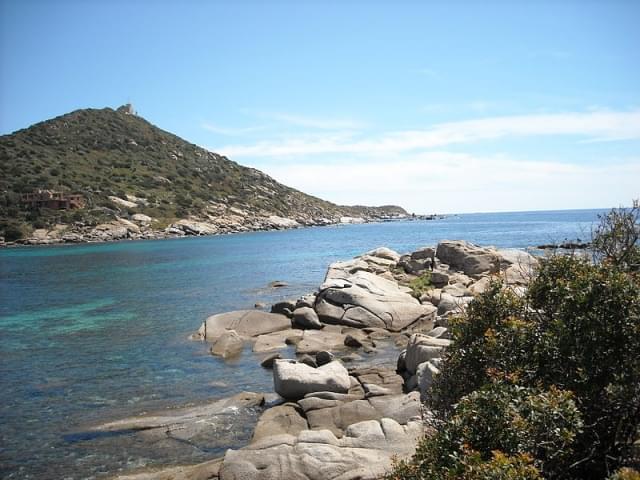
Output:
218,418,423,480
114,458,223,480
253,329,304,353
93,392,265,433
295,329,347,355
199,310,291,340
300,388,420,438
350,366,404,395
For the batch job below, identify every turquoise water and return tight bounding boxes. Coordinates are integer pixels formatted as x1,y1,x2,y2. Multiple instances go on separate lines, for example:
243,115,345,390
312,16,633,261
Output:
0,209,603,478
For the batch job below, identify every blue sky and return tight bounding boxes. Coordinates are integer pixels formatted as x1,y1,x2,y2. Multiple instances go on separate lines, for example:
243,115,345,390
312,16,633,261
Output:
1,0,639,214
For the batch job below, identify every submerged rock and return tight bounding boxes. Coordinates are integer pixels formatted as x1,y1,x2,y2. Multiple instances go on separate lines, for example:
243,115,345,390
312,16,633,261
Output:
252,329,304,353
210,330,244,359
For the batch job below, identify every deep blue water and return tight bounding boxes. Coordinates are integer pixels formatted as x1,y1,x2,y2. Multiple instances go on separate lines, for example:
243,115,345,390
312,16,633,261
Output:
0,209,603,478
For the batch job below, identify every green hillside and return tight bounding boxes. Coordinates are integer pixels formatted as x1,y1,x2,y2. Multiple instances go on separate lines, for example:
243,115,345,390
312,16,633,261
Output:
0,105,406,241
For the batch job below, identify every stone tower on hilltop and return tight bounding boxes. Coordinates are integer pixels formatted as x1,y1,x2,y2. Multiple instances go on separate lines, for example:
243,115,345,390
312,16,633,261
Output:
117,103,136,115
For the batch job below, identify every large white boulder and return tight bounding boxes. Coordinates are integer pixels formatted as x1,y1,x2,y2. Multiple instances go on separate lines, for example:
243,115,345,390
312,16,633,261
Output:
436,240,500,278
315,270,436,331
197,310,291,341
405,333,451,374
273,360,351,400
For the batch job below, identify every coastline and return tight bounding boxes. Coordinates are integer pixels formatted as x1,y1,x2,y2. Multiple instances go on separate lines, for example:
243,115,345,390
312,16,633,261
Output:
1,214,438,249
102,240,537,479
1,211,603,479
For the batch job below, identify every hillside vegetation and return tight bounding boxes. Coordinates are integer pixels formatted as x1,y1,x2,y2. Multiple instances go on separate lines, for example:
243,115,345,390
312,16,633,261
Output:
0,105,406,241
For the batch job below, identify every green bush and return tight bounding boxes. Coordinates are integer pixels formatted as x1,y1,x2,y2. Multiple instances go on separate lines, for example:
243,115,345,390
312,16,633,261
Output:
591,200,640,272
429,281,526,413
389,382,581,479
427,257,640,478
408,272,433,298
391,205,640,479
0,220,30,241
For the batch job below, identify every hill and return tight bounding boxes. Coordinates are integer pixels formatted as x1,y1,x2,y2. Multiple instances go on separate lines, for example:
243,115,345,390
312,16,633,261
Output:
0,105,407,244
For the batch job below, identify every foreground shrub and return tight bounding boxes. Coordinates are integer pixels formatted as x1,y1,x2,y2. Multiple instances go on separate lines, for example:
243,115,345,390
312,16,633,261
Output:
429,281,528,414
591,201,640,272
526,255,640,476
389,381,581,479
390,204,640,479
426,256,640,477
608,468,640,480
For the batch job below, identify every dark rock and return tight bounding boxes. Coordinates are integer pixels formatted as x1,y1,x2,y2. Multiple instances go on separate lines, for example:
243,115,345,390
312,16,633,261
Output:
260,352,282,369
271,300,297,317
298,354,318,368
397,350,407,373
430,271,449,287
316,350,335,366
292,306,323,329
344,334,364,348
411,247,436,260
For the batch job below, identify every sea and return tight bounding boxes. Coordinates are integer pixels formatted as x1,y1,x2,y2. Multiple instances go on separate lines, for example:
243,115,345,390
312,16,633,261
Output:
0,209,603,479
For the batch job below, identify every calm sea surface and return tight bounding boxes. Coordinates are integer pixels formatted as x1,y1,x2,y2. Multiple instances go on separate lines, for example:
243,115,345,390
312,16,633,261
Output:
0,209,603,478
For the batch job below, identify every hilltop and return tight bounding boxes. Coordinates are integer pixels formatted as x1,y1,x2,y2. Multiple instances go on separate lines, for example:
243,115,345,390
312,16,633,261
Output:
0,105,407,244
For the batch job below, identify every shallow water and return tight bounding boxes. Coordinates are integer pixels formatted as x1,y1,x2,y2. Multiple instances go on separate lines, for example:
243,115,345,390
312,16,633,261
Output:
0,209,603,478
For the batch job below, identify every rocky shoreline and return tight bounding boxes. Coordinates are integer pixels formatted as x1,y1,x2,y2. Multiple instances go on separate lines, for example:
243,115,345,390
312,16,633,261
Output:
0,211,438,248
102,240,537,480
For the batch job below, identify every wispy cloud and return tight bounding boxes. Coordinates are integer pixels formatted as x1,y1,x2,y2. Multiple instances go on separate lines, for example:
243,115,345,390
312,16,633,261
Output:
220,110,640,157
240,109,366,130
201,122,265,136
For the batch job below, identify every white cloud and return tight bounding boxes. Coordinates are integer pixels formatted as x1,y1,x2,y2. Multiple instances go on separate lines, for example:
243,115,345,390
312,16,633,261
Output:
201,122,266,136
220,110,640,158
210,109,640,214
254,152,640,214
239,109,366,130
